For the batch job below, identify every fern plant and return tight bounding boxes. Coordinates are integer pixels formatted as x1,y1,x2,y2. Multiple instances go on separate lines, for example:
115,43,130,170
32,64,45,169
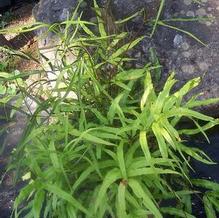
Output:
0,1,219,217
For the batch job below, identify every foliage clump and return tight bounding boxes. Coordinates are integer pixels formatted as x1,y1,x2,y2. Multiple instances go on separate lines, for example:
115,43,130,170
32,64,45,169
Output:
1,1,219,217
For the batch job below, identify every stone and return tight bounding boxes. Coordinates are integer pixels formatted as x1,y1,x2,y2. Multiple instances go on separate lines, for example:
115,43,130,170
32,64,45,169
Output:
196,8,207,16
198,62,209,71
186,10,195,17
181,42,190,51
181,64,195,74
104,0,156,19
33,0,155,23
0,0,11,8
0,35,12,47
184,0,192,6
173,34,184,48
33,0,78,24
153,0,219,116
182,51,191,58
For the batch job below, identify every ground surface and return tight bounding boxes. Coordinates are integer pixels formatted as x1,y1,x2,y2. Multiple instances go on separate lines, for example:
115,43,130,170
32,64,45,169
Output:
1,1,39,71
140,0,219,116
0,2,39,217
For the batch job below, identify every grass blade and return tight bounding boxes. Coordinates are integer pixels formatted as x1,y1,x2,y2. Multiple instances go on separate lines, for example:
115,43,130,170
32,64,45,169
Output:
128,179,162,218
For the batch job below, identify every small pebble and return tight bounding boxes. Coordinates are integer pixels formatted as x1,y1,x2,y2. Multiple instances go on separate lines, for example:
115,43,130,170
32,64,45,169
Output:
134,52,141,58
196,8,207,16
182,51,191,58
205,21,212,26
181,42,190,50
90,17,97,23
173,34,183,48
181,64,195,74
184,0,192,6
80,1,87,8
186,11,195,17
198,62,209,71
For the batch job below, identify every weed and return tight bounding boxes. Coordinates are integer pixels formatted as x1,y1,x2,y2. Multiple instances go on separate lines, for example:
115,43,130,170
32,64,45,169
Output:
0,1,219,218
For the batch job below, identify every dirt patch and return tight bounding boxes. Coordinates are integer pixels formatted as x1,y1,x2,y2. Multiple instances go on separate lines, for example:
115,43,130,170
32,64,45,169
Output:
1,1,40,72
0,2,40,217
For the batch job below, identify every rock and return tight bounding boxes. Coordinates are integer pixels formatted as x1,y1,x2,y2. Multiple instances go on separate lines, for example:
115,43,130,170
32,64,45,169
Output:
33,0,77,24
183,0,192,6
0,35,12,47
186,10,195,17
181,64,195,74
33,0,156,23
173,34,183,48
100,0,156,19
173,34,184,48
0,0,11,8
150,0,219,116
196,8,207,16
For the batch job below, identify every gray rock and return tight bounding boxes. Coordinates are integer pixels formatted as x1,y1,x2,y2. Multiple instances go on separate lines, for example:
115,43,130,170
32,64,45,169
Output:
0,0,11,8
103,0,156,18
152,0,219,116
33,0,156,23
173,34,184,48
33,0,78,24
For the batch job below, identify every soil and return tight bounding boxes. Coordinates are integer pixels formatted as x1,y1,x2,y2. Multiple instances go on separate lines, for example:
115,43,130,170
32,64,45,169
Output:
0,1,39,217
1,1,40,71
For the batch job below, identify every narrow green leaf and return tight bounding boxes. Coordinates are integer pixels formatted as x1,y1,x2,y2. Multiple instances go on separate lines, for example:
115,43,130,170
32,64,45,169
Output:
66,203,77,218
117,142,127,179
115,68,146,81
93,0,107,38
128,179,162,218
128,167,178,177
49,141,61,170
150,0,165,37
159,125,176,150
70,129,115,146
117,182,127,218
44,183,89,215
152,123,168,158
179,144,215,164
167,107,214,122
192,179,219,192
139,131,151,161
153,73,176,114
33,190,45,218
157,21,207,46
161,207,195,218
110,36,145,59
203,195,217,218
95,168,121,212
14,182,35,209
186,98,219,108
115,9,143,25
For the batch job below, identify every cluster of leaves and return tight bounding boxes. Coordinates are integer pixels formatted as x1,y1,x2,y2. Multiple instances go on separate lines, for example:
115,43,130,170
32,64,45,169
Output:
0,1,219,217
